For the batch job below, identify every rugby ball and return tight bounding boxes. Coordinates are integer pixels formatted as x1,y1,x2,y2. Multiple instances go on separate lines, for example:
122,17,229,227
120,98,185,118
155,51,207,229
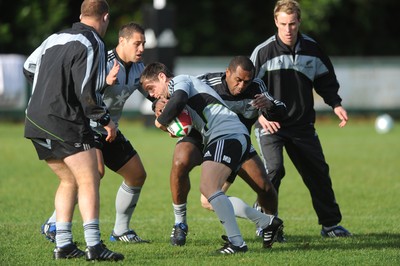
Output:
167,108,193,137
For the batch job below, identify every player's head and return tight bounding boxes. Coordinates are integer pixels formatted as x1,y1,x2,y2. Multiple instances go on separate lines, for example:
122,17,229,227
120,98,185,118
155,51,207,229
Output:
225,56,255,96
274,0,301,49
117,22,146,63
80,0,110,37
140,62,174,99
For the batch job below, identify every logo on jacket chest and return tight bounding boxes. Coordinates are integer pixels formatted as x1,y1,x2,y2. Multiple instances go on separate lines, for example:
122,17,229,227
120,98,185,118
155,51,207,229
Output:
115,90,130,106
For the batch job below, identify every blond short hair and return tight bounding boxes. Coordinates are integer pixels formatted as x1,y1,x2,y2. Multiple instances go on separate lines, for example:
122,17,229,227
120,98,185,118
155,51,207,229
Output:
274,0,301,20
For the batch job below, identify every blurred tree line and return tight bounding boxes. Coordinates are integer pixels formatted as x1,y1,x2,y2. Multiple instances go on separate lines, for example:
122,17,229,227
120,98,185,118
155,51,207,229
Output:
1,0,399,57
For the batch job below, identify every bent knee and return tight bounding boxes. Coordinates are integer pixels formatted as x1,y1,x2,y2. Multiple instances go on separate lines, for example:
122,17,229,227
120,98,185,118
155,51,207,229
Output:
173,156,193,172
124,170,147,187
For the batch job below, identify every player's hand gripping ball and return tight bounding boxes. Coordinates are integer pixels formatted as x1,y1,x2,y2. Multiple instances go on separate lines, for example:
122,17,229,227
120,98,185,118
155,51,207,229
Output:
167,108,193,137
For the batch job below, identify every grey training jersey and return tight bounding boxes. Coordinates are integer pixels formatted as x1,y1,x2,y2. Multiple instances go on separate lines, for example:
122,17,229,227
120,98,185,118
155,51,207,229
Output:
169,75,249,145
91,50,146,134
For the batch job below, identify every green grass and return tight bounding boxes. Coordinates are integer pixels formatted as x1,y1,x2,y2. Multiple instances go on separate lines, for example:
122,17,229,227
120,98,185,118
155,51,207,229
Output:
1,117,399,265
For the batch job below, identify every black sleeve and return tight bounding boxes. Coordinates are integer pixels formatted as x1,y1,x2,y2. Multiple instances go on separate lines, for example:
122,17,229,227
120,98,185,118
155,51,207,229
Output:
157,90,188,126
151,98,159,112
146,94,157,103
313,45,342,108
261,100,287,121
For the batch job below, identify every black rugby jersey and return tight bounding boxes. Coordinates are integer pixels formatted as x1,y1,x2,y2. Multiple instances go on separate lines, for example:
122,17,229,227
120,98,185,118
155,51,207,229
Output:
198,72,286,133
250,33,342,127
24,22,108,143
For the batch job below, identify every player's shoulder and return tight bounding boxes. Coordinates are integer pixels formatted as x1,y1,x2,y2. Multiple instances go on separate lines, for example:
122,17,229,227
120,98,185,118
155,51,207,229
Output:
300,33,317,43
170,75,193,92
197,72,223,80
133,61,145,71
107,49,116,63
249,78,267,92
253,35,277,52
197,72,224,87
250,35,278,63
70,23,103,46
299,33,327,56
173,74,192,83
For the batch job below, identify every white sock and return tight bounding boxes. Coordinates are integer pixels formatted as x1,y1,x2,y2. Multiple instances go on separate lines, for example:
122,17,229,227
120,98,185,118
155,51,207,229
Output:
228,196,273,229
83,219,100,247
55,222,72,248
48,210,57,224
173,203,187,224
113,182,141,235
208,191,243,246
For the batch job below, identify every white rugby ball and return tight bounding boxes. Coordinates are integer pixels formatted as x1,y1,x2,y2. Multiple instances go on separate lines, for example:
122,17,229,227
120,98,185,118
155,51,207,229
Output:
375,114,394,134
167,108,193,137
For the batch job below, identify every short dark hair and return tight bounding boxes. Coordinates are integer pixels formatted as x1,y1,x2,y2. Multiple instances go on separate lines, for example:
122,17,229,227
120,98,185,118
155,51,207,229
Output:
119,22,145,39
140,62,174,85
228,56,255,77
81,0,109,19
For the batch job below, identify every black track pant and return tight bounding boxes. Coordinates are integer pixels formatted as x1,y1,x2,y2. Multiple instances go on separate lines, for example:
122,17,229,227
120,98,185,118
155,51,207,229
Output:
254,123,342,226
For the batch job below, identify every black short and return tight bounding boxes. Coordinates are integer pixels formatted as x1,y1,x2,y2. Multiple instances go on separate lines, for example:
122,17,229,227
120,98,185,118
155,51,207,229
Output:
203,134,250,183
178,130,256,183
94,130,137,172
177,128,204,151
179,129,257,158
31,138,95,160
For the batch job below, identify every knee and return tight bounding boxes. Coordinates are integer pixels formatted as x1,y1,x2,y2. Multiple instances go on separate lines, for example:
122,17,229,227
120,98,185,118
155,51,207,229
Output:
260,183,278,199
172,157,194,182
173,156,191,173
124,169,147,187
136,170,147,184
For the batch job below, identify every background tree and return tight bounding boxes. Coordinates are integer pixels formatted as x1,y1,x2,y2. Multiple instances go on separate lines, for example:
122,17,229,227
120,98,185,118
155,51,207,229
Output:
0,0,69,54
0,0,399,56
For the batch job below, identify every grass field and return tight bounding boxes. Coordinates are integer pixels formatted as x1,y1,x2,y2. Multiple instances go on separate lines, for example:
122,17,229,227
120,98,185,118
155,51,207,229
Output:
0,117,399,265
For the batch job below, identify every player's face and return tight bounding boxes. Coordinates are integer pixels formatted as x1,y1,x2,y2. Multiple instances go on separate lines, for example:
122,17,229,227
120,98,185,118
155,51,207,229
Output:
120,32,146,63
275,11,300,49
225,66,253,96
142,73,169,99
